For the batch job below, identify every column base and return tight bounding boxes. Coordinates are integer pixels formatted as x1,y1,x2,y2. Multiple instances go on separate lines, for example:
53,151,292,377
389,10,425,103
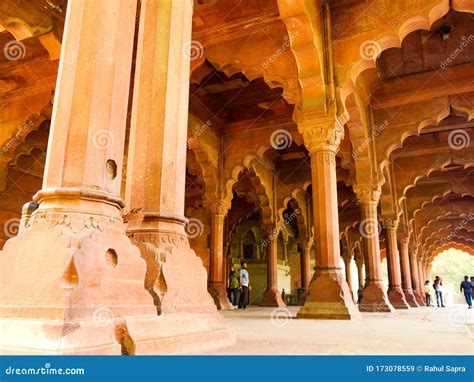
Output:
415,292,426,306
0,210,234,355
359,281,394,312
403,289,419,307
260,287,286,307
208,282,233,310
298,288,308,306
0,313,235,355
297,269,361,320
387,286,410,309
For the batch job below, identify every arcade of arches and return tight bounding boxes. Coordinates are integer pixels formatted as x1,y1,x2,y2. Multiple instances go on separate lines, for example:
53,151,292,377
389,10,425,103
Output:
0,0,472,354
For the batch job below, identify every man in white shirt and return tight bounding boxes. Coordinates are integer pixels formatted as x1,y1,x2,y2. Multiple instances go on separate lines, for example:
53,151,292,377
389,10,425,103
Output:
239,261,250,310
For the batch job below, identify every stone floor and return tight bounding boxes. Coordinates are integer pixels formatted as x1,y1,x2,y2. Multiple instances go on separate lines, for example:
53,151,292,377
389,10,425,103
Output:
201,305,474,355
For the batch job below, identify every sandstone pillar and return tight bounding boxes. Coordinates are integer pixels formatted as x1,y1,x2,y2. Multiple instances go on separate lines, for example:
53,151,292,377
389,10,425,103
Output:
409,250,424,306
398,237,418,307
355,187,393,312
300,241,311,291
417,258,426,306
260,226,286,307
355,255,365,291
343,256,353,295
297,119,361,320
418,259,425,285
208,201,232,310
383,219,409,309
125,0,233,350
0,0,164,354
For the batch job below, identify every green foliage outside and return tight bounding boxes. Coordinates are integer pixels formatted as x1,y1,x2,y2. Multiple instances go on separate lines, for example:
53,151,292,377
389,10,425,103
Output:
431,249,474,304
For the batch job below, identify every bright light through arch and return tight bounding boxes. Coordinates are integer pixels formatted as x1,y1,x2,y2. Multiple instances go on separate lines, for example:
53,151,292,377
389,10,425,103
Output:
430,248,474,305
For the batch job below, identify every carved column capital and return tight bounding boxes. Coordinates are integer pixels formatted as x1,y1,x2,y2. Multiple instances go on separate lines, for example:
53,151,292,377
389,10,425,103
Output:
298,116,344,154
354,185,381,206
207,200,231,218
264,224,280,239
397,233,409,245
381,217,399,230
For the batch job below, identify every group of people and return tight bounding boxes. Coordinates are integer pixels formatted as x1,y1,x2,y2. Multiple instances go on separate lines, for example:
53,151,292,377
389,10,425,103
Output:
423,275,474,309
228,261,251,310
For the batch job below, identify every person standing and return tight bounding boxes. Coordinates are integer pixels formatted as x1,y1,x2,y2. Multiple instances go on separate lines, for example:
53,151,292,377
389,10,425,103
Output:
423,280,432,306
238,261,250,310
433,276,445,307
460,276,472,309
228,265,240,308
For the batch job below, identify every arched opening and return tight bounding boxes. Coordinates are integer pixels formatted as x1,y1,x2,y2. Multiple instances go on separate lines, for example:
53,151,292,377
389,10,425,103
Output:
431,248,474,305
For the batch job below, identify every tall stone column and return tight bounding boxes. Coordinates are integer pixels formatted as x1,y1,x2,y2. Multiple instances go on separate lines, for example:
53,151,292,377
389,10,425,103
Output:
297,118,360,320
409,250,424,306
417,258,426,305
342,255,353,295
0,0,164,354
398,237,418,307
208,201,232,310
382,219,409,309
260,226,286,307
418,259,425,284
125,0,233,350
354,187,393,312
300,241,311,291
355,254,365,292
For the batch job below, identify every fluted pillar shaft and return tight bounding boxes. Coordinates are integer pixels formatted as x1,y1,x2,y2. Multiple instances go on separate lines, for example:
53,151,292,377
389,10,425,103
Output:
300,242,311,291
208,201,232,310
0,0,166,354
409,250,424,306
297,118,360,320
260,226,286,307
343,257,353,294
383,219,409,309
355,256,365,291
398,237,418,307
354,187,393,312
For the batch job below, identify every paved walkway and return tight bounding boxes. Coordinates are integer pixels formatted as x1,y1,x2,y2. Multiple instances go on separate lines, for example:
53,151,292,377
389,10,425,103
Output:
202,305,473,355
